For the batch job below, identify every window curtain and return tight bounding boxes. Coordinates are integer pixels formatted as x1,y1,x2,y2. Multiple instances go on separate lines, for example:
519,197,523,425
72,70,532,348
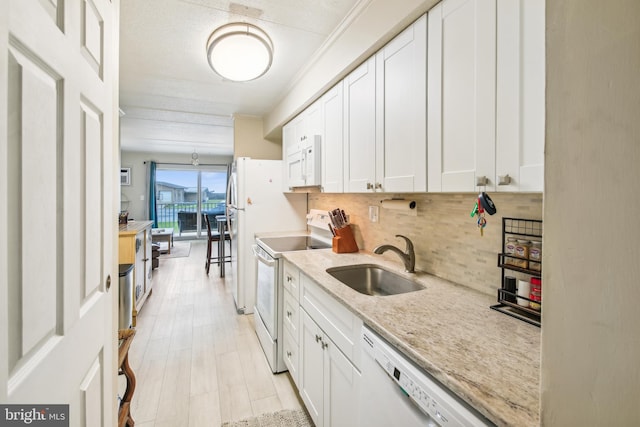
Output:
148,161,157,227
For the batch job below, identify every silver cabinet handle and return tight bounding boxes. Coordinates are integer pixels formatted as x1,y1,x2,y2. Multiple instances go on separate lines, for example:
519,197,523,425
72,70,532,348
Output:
315,334,322,343
366,182,373,190
476,176,489,186
498,174,512,185
321,342,328,350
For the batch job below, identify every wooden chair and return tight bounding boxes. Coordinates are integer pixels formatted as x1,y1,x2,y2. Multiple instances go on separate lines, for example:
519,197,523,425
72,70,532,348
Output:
204,213,231,275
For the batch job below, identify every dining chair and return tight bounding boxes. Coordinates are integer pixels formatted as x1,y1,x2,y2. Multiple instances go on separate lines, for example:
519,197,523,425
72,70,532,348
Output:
204,213,231,275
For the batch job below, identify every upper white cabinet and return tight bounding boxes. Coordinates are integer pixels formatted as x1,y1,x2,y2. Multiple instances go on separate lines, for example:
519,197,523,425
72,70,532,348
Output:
375,13,428,193
320,82,344,193
428,0,544,192
427,0,497,192
495,0,545,191
343,57,377,192
343,16,427,193
283,99,323,190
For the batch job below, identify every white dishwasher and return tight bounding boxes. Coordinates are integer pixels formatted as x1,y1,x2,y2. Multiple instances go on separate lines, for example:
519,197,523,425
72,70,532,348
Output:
359,326,492,427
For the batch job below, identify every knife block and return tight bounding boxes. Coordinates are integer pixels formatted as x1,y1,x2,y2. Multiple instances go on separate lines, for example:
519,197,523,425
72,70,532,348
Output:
332,225,359,253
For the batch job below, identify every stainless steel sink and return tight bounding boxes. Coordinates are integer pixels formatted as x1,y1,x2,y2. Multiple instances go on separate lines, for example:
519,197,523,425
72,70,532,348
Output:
326,264,424,296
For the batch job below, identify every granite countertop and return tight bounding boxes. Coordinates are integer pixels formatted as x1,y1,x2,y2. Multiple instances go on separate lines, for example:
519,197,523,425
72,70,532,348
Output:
282,249,540,427
118,220,154,235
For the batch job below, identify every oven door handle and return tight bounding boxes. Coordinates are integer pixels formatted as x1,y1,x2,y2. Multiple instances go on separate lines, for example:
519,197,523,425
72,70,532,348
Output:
252,245,276,267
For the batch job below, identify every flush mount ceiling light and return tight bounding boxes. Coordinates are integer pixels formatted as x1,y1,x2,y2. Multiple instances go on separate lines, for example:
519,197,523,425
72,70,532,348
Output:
206,22,274,82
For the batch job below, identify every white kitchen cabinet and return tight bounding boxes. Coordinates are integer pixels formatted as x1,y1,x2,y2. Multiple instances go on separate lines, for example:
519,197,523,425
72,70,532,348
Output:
300,309,361,427
343,56,377,192
343,15,427,193
282,260,301,386
427,0,544,192
375,13,427,192
320,82,344,193
283,99,323,190
495,0,545,191
427,0,497,192
298,273,362,427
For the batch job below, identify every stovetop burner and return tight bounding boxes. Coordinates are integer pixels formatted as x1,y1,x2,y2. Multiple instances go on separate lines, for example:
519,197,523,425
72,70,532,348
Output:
257,235,331,253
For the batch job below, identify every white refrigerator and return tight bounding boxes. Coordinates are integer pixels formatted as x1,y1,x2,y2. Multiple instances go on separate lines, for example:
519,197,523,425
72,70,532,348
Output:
226,158,307,314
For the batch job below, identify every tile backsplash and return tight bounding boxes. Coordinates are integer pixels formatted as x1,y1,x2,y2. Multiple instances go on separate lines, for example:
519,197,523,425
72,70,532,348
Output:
309,192,543,296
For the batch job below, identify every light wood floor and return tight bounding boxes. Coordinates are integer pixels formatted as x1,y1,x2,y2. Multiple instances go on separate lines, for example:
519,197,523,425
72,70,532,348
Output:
127,240,304,427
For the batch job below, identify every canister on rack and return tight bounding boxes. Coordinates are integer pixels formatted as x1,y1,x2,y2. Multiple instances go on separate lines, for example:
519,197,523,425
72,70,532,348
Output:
503,276,517,303
529,240,542,271
511,240,530,269
529,277,542,311
504,237,517,266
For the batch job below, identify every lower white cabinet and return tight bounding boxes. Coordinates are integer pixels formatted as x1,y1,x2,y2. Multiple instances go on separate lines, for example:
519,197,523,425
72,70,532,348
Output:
300,309,360,427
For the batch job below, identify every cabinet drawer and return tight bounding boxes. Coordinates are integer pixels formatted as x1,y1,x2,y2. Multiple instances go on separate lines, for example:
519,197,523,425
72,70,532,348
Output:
283,327,300,388
283,289,300,341
283,260,300,301
301,274,362,368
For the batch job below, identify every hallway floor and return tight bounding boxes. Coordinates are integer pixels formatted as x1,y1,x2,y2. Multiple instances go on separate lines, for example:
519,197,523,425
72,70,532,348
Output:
126,240,303,427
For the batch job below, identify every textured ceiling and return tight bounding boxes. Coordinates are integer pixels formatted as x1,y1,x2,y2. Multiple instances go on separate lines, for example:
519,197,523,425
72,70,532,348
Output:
119,0,360,155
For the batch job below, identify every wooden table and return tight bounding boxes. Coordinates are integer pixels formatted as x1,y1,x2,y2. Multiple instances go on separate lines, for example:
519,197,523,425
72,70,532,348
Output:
152,228,174,254
118,328,136,427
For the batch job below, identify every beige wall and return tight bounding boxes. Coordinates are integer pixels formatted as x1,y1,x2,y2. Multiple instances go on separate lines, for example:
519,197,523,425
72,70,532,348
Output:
542,0,640,425
233,115,282,160
119,150,232,221
310,193,542,296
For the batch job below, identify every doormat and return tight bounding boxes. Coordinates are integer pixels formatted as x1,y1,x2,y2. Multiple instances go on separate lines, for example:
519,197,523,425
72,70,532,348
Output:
220,409,312,427
159,241,191,259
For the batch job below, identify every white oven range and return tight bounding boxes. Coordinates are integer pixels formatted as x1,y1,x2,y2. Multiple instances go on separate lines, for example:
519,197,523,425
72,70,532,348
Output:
252,210,332,373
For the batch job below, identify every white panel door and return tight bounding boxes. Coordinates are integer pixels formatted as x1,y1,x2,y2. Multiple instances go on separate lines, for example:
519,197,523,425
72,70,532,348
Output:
0,0,119,425
428,0,497,192
343,57,377,192
376,14,427,193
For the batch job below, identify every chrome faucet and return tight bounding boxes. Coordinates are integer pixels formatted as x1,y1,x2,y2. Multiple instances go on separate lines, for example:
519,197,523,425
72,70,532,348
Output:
373,235,416,273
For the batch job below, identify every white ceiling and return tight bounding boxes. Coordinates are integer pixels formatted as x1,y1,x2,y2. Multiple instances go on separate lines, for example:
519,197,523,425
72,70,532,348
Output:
119,0,361,156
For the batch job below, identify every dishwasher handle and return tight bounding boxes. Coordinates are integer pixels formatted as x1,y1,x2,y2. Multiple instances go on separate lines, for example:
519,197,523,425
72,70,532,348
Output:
252,245,276,267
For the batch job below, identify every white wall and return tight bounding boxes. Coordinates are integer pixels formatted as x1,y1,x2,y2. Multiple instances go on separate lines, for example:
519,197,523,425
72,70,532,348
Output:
120,150,232,221
542,1,640,424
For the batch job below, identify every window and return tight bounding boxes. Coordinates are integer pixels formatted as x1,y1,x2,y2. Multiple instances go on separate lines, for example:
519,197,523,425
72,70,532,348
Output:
155,166,227,238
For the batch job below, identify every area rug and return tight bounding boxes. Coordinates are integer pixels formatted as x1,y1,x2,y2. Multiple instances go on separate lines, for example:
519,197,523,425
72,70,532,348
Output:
159,241,191,259
220,409,312,427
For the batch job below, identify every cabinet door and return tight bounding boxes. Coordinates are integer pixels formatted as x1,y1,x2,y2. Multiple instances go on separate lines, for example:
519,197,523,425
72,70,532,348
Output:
376,14,427,193
283,119,304,190
343,57,377,192
283,260,300,300
300,310,325,427
321,82,344,192
324,336,361,427
283,328,300,388
305,98,323,143
495,0,544,191
428,0,497,192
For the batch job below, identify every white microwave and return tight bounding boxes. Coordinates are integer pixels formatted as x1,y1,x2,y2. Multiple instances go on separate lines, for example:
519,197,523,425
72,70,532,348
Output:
286,135,321,189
